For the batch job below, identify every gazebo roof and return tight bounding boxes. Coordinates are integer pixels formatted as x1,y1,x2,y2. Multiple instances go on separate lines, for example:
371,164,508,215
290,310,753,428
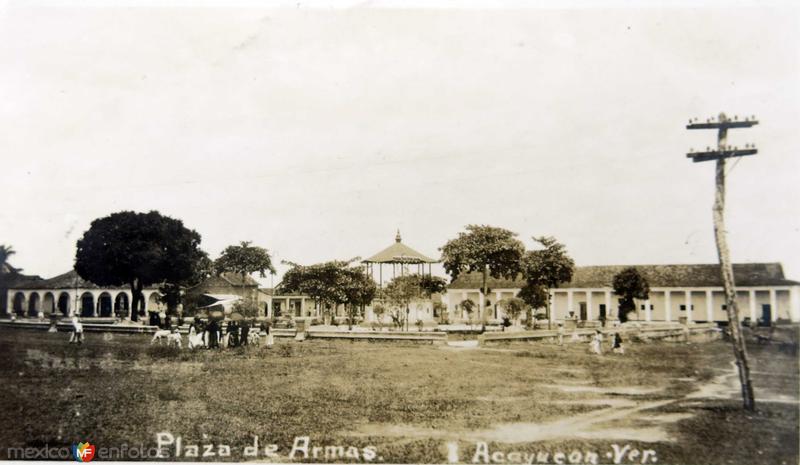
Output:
362,230,438,264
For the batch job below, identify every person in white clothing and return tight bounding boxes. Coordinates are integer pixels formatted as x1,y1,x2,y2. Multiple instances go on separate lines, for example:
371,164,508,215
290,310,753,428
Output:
69,316,84,344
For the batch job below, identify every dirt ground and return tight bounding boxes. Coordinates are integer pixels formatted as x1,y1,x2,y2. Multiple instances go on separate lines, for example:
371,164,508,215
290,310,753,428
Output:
0,328,796,464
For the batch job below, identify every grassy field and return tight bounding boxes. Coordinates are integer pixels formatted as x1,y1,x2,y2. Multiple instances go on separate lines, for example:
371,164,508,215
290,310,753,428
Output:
0,328,797,464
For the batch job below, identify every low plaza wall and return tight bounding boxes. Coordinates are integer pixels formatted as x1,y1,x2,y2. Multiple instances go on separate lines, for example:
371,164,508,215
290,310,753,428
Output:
478,322,720,346
0,319,160,334
306,329,448,344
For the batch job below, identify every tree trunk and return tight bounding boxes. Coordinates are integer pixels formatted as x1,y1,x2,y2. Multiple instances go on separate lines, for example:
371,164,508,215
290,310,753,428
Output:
129,279,142,322
482,265,489,323
546,287,552,330
713,156,756,411
525,305,533,330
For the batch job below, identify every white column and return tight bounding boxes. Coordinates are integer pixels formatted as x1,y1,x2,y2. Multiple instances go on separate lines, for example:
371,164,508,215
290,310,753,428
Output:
645,298,652,322
461,291,467,319
705,290,713,322
685,290,693,323
586,291,593,320
550,290,556,323
790,287,800,323
605,290,612,320
749,290,757,322
566,290,573,318
5,292,12,315
769,289,777,322
94,291,101,317
664,290,672,322
495,291,502,319
301,297,306,317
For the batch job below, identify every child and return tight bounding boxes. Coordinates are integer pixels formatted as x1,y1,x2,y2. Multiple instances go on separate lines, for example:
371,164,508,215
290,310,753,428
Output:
69,316,84,344
612,332,625,354
557,322,564,346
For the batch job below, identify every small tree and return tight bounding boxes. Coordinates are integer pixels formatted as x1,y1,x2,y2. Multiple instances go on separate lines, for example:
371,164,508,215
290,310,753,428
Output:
433,301,447,324
372,303,387,326
612,267,650,323
440,225,525,322
419,275,448,296
498,297,527,326
383,275,423,330
460,298,476,326
232,299,260,318
75,211,208,322
521,236,575,329
517,282,548,329
342,268,377,330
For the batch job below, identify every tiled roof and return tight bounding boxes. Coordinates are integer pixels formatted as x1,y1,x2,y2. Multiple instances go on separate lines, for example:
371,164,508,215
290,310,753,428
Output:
217,272,260,287
363,232,438,264
447,263,799,289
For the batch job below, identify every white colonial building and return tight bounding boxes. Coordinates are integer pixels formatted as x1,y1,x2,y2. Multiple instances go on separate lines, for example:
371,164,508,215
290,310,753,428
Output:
446,263,800,325
4,270,165,319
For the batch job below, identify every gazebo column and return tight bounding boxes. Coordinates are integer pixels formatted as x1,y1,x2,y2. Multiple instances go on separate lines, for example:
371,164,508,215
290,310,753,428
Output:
605,290,612,320
664,291,672,322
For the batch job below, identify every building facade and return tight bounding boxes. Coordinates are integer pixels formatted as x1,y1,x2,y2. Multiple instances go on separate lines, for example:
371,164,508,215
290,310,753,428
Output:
4,270,165,318
446,263,800,324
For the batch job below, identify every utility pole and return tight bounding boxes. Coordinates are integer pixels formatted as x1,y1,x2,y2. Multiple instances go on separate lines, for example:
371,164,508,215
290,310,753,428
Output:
686,112,757,411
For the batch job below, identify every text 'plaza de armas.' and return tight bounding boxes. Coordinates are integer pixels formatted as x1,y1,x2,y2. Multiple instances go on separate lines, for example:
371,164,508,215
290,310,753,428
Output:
2,230,799,329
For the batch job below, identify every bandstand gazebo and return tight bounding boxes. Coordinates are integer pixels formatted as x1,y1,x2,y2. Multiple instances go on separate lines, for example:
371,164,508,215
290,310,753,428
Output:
362,230,439,287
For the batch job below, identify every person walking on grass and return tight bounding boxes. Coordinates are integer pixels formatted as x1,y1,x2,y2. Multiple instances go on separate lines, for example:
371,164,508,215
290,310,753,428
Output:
69,316,84,344
557,322,565,346
590,329,603,355
612,332,625,354
265,320,274,348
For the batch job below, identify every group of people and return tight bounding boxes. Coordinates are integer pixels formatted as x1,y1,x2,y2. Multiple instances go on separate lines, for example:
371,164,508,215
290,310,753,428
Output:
556,323,625,355
189,319,274,349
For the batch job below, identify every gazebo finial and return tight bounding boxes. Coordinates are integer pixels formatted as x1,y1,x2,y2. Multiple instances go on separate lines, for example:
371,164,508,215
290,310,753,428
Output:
395,229,402,243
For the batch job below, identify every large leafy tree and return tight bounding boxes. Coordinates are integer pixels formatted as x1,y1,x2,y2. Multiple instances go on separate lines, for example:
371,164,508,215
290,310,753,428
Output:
280,260,360,323
521,236,575,329
612,267,650,323
440,225,525,322
159,253,213,314
75,211,208,321
214,241,276,304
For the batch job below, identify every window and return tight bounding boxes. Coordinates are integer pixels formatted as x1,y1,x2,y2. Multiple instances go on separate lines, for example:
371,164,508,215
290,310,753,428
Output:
640,304,654,310
721,305,727,310
679,305,695,311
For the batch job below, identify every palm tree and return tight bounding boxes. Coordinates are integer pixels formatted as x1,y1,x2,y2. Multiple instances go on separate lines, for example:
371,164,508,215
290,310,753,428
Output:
0,245,19,275
0,245,19,315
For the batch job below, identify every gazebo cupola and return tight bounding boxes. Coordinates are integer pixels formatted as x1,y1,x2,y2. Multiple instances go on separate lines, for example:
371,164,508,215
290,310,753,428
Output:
362,230,439,287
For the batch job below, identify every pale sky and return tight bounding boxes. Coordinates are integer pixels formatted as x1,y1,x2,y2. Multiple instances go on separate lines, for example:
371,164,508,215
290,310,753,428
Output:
1,1,798,287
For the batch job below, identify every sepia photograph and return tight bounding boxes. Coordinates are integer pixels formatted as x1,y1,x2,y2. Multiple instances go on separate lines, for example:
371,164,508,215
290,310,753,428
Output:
0,1,798,464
